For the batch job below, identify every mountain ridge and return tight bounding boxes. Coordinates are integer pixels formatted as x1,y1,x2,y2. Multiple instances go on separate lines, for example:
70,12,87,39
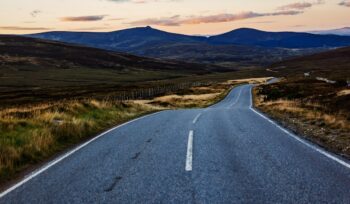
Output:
26,27,342,68
270,46,350,80
28,27,350,49
208,28,350,48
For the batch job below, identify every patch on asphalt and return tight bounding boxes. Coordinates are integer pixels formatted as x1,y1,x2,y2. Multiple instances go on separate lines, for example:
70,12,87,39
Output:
131,152,141,160
104,176,122,192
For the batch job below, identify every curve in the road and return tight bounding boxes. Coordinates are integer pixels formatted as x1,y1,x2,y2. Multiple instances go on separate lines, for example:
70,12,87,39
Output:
1,84,350,203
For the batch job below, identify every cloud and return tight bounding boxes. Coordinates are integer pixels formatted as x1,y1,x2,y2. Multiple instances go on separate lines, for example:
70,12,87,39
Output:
339,0,350,7
130,15,181,26
278,0,324,10
128,11,303,26
278,2,313,10
30,10,42,17
60,15,107,22
0,26,51,31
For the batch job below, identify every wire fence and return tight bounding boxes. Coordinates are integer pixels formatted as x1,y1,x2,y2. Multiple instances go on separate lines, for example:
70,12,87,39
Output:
107,81,213,101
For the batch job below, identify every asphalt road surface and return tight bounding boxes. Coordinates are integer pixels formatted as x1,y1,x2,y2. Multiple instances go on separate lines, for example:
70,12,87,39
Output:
1,84,350,203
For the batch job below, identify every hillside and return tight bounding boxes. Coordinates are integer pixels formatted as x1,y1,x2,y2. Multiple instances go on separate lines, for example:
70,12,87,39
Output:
0,35,228,106
0,35,220,72
256,45,350,163
270,46,350,80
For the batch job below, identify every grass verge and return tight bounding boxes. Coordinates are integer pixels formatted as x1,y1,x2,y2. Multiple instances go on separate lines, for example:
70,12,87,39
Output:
0,100,156,184
253,78,350,159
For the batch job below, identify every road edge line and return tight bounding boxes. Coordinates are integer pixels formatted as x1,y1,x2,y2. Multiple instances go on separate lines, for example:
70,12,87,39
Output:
248,86,350,169
0,111,163,198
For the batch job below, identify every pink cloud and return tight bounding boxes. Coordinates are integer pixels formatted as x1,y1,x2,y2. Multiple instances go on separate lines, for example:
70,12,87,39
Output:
129,11,303,26
60,15,107,22
0,26,51,31
278,0,324,10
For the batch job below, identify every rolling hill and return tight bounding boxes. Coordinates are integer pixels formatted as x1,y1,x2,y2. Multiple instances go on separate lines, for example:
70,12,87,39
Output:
0,34,220,72
209,28,350,48
29,26,206,53
270,46,350,80
0,35,228,105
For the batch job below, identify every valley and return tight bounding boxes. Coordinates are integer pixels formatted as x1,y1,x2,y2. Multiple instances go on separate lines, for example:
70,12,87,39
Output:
1,25,349,203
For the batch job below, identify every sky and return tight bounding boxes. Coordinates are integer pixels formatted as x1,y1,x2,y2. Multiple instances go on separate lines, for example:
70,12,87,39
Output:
0,0,349,35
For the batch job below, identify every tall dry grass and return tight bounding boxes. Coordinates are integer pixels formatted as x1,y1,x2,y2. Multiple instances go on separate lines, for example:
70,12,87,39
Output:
150,92,222,108
136,79,247,109
226,77,273,85
256,99,350,130
0,99,155,183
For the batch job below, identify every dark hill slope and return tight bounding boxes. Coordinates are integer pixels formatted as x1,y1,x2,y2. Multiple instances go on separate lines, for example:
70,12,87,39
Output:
270,46,350,80
0,35,219,72
0,35,227,105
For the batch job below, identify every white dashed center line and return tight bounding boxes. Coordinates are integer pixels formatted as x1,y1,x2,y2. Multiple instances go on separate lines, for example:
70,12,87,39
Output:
185,130,194,171
193,113,202,124
230,87,243,108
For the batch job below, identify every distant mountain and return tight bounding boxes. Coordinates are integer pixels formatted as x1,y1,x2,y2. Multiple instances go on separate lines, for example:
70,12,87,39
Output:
29,27,350,50
27,27,350,68
310,27,350,36
29,26,206,53
208,28,350,48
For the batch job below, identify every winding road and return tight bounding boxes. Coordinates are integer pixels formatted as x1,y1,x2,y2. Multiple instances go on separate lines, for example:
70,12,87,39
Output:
1,84,350,203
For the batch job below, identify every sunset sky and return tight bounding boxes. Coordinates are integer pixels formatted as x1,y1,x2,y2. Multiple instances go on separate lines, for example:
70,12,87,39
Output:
1,0,349,35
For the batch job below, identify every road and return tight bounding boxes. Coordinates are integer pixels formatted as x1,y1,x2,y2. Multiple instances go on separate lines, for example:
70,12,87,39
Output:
1,84,350,203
